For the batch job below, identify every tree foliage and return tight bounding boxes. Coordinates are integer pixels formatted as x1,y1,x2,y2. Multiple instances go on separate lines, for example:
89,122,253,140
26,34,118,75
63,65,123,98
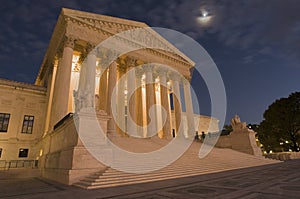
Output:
257,92,300,152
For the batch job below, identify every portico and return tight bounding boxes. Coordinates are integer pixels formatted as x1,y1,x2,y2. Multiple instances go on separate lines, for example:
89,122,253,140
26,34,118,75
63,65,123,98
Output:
36,8,197,140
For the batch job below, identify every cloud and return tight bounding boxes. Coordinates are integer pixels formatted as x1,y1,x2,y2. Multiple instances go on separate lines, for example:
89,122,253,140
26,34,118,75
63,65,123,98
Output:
243,55,254,64
0,0,299,83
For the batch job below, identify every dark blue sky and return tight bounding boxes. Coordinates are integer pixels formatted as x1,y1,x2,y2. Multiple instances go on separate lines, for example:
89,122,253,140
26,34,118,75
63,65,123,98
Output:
0,0,299,125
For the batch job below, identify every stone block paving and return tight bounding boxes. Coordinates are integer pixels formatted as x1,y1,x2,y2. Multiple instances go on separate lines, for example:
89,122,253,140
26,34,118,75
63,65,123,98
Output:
0,159,299,199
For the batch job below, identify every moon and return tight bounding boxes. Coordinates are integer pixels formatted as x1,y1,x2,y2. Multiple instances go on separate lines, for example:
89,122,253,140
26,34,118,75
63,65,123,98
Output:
197,9,213,25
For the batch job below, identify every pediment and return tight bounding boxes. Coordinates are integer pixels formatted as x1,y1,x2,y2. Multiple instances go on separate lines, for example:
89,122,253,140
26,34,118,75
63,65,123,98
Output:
62,8,148,35
62,8,195,66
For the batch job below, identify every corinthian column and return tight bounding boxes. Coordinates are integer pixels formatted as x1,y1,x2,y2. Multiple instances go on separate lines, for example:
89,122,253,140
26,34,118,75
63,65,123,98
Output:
50,35,74,128
183,80,195,138
84,44,97,108
75,44,97,112
126,58,137,136
98,67,108,111
135,68,144,137
170,73,182,136
116,65,126,135
144,65,157,137
44,60,57,133
158,69,172,138
107,61,118,133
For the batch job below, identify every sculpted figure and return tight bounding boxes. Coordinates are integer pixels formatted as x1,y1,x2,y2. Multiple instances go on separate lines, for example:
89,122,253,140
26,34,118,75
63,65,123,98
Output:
231,114,241,127
231,114,247,131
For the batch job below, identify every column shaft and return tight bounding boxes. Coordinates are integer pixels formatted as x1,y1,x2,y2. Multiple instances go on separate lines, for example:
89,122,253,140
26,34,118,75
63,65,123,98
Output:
98,68,108,111
172,79,182,136
145,67,157,136
107,62,117,133
85,51,97,108
135,75,144,137
116,67,126,135
159,74,172,138
183,81,195,138
127,67,137,136
44,64,57,133
50,37,74,128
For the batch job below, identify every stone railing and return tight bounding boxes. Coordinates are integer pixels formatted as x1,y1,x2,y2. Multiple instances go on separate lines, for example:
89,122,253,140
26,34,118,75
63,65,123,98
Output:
264,152,300,161
0,160,38,170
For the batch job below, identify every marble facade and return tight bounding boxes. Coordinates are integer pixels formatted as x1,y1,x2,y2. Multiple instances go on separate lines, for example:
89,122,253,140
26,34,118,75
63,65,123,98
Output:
0,8,219,184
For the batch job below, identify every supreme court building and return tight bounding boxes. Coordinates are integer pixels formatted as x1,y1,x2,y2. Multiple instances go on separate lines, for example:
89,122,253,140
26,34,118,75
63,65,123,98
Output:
0,8,219,184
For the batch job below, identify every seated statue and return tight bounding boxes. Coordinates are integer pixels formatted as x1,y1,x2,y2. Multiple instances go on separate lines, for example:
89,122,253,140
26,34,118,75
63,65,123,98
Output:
231,114,247,131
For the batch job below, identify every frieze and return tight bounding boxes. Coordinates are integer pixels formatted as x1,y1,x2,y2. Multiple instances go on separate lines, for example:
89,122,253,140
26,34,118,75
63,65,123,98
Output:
66,21,105,45
65,15,192,67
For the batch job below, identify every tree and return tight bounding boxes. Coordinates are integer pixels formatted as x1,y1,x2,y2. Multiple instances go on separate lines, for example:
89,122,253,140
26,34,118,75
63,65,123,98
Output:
247,124,259,131
221,124,233,135
257,92,300,152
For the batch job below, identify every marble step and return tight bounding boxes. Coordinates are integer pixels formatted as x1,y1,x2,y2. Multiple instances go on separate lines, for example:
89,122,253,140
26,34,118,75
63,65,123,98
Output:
74,165,253,189
87,165,231,181
75,160,279,189
74,143,280,189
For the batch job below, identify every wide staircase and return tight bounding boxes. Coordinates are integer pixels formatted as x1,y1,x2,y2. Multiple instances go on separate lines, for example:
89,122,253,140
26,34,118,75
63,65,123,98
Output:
74,138,280,189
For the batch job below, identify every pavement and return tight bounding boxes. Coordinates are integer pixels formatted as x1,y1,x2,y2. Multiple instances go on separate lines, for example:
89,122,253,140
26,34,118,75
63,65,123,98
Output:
0,159,299,199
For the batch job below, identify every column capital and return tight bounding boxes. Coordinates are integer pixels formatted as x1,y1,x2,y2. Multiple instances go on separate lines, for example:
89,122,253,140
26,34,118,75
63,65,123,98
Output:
99,49,119,66
125,56,136,68
118,62,127,74
156,67,169,77
182,77,191,86
86,43,96,55
143,64,154,73
135,67,144,79
63,35,75,49
169,72,181,82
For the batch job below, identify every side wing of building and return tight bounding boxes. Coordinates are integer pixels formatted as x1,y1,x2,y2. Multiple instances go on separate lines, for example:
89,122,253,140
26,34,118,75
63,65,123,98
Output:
0,79,47,165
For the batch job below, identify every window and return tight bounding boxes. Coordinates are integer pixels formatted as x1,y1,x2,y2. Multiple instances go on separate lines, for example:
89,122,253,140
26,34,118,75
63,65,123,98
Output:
22,115,34,134
0,148,2,158
18,148,29,158
0,113,10,132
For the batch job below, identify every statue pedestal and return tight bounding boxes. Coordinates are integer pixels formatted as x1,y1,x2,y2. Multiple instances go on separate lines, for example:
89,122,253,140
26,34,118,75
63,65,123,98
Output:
41,110,112,185
229,128,262,156
216,115,262,156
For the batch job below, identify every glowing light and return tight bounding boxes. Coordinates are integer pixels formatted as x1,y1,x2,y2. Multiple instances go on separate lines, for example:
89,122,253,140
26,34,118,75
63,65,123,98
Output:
72,55,80,72
202,10,208,17
285,140,289,143
197,9,212,25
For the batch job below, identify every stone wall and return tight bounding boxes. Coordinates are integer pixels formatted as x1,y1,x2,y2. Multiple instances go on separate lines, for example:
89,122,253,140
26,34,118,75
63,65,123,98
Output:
40,112,109,185
265,152,300,161
216,129,262,156
0,79,47,161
